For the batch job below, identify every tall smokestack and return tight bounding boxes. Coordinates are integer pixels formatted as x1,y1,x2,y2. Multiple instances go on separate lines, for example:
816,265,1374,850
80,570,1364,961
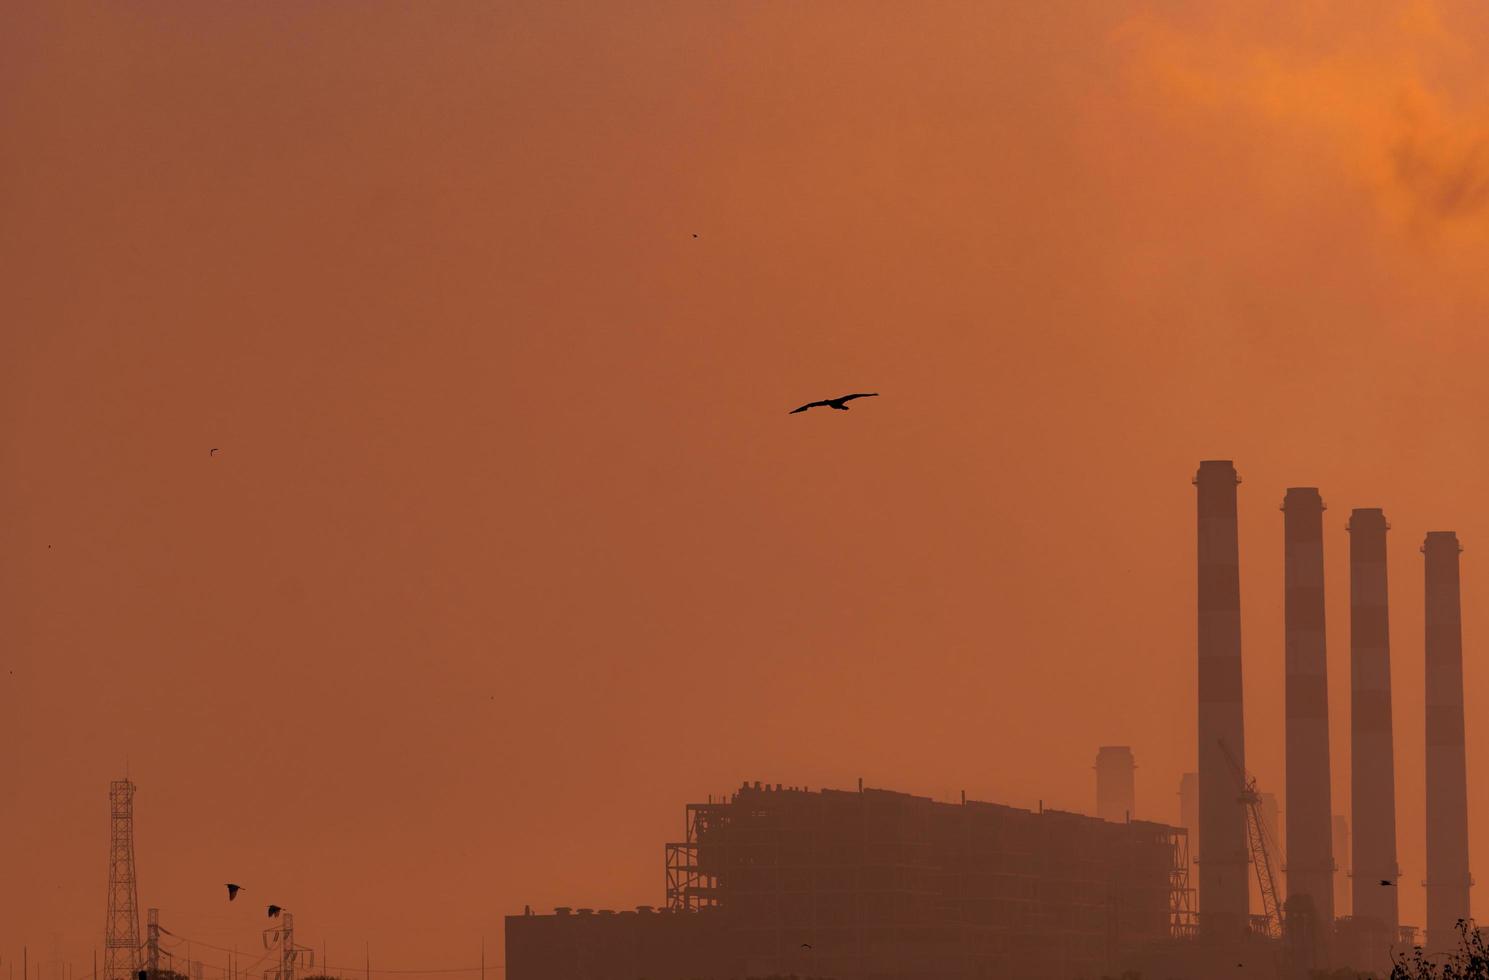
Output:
1095,746,1135,822
1195,460,1249,942
1283,487,1334,962
1348,508,1399,945
1423,531,1471,951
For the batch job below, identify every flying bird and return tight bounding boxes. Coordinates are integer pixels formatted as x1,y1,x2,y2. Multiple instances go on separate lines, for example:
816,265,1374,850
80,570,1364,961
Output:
788,392,879,414
1381,879,1394,886
210,448,220,456
267,905,282,918
226,883,244,901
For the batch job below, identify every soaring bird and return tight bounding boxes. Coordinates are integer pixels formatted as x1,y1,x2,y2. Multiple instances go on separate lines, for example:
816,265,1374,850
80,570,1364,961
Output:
1381,879,1394,886
209,448,220,456
788,392,878,414
226,883,243,901
267,905,282,918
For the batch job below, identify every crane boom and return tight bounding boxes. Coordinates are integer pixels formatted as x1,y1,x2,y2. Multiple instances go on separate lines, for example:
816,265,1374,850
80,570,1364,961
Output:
1217,738,1286,939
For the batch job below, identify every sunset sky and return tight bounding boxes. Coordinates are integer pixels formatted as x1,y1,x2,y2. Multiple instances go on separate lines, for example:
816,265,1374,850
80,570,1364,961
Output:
6,0,1489,973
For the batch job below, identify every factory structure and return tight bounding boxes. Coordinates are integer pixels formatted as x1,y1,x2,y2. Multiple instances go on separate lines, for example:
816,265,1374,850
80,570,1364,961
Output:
506,460,1473,979
509,782,1190,980
1175,463,1471,977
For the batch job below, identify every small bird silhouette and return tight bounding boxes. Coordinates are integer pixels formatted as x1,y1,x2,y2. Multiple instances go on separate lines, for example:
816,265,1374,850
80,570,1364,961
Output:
801,943,812,950
267,905,282,918
789,392,879,414
691,233,699,239
209,448,220,456
1381,879,1394,886
226,883,243,901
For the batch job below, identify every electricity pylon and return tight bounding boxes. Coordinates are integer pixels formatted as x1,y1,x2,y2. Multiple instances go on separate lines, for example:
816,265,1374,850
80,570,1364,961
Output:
104,779,143,980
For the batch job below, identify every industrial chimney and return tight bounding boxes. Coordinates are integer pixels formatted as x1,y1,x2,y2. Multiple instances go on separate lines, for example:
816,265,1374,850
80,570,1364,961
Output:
1283,487,1335,963
1347,508,1399,948
1423,531,1471,951
1195,460,1249,942
1095,746,1136,822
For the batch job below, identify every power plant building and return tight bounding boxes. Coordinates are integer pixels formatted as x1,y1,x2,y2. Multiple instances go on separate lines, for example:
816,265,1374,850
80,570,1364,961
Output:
507,782,1191,980
503,461,1473,978
1178,771,1199,912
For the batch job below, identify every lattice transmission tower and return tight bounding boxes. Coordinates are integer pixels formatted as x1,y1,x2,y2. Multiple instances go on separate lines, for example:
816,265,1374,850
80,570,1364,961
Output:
263,913,313,980
104,778,143,980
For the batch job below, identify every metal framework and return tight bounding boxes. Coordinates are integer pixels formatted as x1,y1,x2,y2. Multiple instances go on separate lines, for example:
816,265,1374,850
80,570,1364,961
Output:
1217,739,1285,938
263,912,315,980
665,804,724,910
105,779,143,980
663,784,1182,978
1168,828,1197,939
147,909,160,976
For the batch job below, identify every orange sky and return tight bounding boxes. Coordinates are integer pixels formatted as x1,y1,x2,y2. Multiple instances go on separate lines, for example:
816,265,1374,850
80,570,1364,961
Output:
6,0,1489,974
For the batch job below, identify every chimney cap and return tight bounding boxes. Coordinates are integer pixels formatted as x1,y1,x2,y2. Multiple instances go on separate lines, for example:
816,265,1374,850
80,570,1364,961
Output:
1422,531,1463,554
1346,508,1389,532
1280,487,1325,511
1193,460,1240,485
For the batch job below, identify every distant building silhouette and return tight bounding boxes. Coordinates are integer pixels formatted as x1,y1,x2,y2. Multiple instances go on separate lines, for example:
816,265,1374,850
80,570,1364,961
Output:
1096,746,1136,823
1333,814,1350,918
1178,772,1199,914
506,781,1190,980
1258,792,1282,887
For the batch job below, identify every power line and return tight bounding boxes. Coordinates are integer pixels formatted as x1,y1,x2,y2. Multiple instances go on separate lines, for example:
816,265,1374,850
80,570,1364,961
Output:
154,930,504,974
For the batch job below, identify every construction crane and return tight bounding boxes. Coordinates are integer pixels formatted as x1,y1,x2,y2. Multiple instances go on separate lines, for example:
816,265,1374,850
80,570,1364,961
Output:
1217,738,1286,939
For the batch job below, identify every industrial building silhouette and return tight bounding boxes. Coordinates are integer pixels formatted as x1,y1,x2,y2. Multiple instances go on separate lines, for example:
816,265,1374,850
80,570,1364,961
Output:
507,782,1189,980
506,460,1474,979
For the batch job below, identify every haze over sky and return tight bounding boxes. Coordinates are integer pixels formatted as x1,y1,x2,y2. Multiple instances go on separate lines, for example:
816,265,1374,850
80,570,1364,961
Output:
6,0,1489,972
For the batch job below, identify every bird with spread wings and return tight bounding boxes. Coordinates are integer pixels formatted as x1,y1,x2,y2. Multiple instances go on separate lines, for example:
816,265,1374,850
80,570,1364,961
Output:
788,392,878,414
